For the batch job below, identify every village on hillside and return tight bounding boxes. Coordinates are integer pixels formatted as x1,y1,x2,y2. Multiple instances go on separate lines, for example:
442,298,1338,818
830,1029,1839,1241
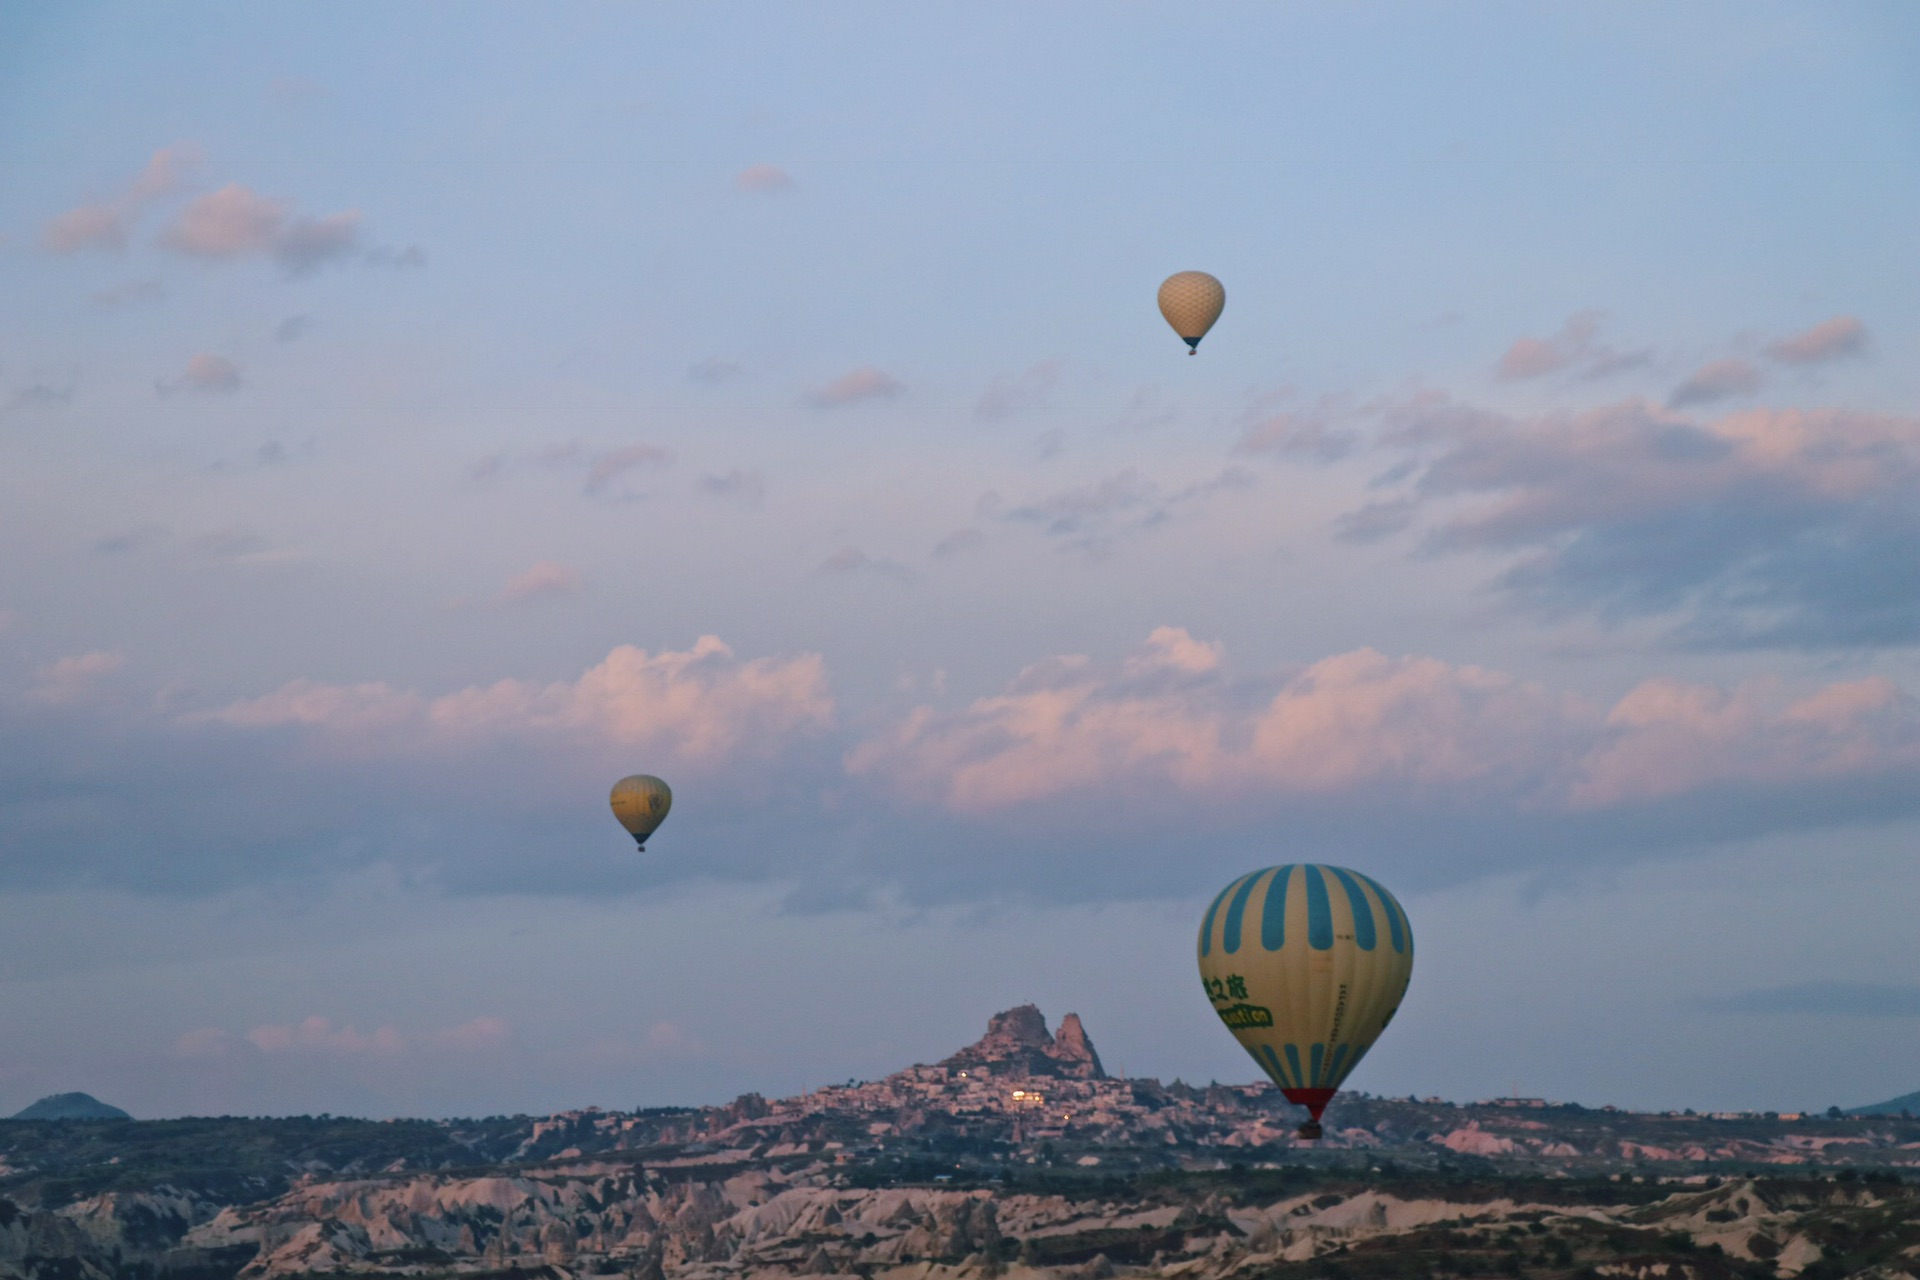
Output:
4,1007,1918,1280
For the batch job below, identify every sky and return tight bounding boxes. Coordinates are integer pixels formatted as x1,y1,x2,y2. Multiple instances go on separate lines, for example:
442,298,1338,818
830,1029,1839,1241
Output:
2,3,1918,1120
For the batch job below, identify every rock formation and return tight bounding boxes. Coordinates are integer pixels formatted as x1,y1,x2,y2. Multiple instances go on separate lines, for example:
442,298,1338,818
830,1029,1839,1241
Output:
941,1005,1105,1080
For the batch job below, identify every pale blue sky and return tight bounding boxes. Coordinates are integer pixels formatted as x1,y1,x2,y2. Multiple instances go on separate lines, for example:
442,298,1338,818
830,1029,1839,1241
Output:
3,3,1918,1117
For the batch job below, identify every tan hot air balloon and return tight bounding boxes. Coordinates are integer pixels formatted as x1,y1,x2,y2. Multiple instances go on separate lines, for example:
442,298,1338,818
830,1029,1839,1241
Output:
1197,864,1414,1139
1158,271,1225,354
610,774,672,850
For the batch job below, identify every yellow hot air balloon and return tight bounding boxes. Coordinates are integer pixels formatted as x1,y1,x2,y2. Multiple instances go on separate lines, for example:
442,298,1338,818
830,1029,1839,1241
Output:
1197,864,1413,1139
610,774,672,850
1158,271,1225,355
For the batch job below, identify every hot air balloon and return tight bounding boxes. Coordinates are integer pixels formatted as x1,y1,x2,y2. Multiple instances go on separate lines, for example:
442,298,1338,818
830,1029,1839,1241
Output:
1158,271,1225,354
610,774,672,850
1197,864,1413,1139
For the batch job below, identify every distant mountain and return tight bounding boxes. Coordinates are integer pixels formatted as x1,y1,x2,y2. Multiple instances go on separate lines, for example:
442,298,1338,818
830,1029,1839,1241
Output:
1846,1090,1919,1116
10,1091,131,1121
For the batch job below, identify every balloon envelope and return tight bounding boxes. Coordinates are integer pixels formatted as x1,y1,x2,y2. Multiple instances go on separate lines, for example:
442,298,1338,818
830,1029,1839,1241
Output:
1158,271,1226,353
1196,864,1413,1136
609,774,673,848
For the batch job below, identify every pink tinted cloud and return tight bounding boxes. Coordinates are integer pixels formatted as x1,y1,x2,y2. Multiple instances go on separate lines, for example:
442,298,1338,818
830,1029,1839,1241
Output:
225,1015,509,1057
158,353,242,395
199,637,833,767
848,630,1918,815
1766,315,1869,367
158,183,364,272
1668,357,1761,407
40,144,204,252
247,1016,406,1056
808,367,904,408
498,560,582,603
30,651,126,704
735,164,796,193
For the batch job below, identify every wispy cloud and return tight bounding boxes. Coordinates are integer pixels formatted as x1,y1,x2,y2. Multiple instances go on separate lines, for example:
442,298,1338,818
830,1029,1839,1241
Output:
1766,315,1869,367
41,144,204,253
1000,465,1255,557
583,442,673,495
808,366,904,408
91,279,166,308
735,164,796,194
1699,981,1920,1017
818,546,913,583
157,353,242,396
697,468,766,506
496,560,582,604
1668,357,1761,407
29,652,126,705
976,361,1062,420
689,358,744,385
1341,395,1920,648
1495,312,1655,383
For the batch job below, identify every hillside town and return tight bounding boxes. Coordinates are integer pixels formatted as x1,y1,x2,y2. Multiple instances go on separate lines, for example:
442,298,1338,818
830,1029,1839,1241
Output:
4,1007,1919,1280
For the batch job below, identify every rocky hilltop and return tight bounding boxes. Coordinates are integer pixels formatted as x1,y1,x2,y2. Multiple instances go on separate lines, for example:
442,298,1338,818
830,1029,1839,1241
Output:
3,1005,1919,1280
940,1006,1105,1081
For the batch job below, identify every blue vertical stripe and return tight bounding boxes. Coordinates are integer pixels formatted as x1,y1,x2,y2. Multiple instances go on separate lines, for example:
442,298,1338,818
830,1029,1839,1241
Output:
1309,1042,1326,1087
1259,1044,1292,1088
1355,872,1406,954
1305,865,1333,950
1199,877,1242,957
1285,1044,1305,1086
1328,867,1376,951
1327,1043,1351,1086
1260,864,1293,952
1222,868,1270,955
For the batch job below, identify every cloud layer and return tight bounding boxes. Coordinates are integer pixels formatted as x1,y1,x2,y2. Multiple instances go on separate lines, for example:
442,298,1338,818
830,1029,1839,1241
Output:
1339,396,1920,648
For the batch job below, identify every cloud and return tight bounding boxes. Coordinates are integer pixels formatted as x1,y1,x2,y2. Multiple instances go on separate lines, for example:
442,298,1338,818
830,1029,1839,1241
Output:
1495,312,1654,383
1668,357,1761,407
1001,465,1255,556
40,144,203,252
735,164,796,194
275,314,315,343
29,652,126,704
1700,981,1920,1017
689,358,744,385
157,183,368,273
1346,395,1920,648
808,366,904,408
497,560,582,604
5,383,74,413
976,361,1062,420
697,468,766,506
247,1015,407,1055
1766,315,1869,367
42,204,129,253
848,629,1920,822
818,546,913,582
583,442,673,495
91,279,166,308
200,636,833,767
157,353,242,396
932,528,986,558
1234,395,1360,462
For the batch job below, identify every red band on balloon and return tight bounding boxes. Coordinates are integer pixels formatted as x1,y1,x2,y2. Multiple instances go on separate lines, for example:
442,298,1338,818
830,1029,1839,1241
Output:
1280,1087,1337,1121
